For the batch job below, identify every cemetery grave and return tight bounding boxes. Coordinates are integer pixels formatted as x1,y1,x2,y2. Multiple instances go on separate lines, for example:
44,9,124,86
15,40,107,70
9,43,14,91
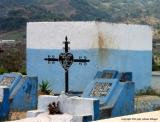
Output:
83,70,134,119
25,38,134,121
16,70,134,121
0,22,153,121
0,72,38,120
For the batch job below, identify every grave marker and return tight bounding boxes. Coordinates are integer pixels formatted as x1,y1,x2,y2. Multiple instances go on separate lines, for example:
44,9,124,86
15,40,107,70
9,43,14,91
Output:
44,36,90,93
83,70,135,118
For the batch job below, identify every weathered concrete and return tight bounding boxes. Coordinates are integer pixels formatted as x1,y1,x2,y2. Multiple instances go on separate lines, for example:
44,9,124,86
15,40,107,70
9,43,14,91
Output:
27,93,99,121
9,110,160,122
0,86,10,120
37,95,58,111
10,113,73,122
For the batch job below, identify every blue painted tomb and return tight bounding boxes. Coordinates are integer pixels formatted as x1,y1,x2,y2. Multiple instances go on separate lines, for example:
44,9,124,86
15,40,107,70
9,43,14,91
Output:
83,70,135,118
0,72,38,119
0,86,9,120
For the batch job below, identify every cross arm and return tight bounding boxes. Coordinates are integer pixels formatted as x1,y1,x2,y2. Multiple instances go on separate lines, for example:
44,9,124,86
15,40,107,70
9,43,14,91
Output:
44,55,59,64
74,59,90,62
44,57,58,61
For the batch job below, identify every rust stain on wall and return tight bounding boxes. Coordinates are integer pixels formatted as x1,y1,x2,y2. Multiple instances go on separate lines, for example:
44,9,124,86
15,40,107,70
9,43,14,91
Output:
97,32,108,67
91,22,120,68
98,32,105,49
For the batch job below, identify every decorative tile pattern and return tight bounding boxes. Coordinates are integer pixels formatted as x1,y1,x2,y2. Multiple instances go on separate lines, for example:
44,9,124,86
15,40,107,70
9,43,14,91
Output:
90,82,112,97
0,77,15,86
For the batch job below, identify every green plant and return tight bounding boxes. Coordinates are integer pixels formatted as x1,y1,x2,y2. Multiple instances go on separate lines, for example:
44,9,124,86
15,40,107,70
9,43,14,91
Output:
0,67,8,74
39,80,53,95
136,87,160,96
19,66,26,75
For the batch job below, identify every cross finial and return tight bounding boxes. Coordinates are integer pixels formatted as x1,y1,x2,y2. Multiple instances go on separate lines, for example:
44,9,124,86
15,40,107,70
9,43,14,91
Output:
63,36,70,53
65,36,68,42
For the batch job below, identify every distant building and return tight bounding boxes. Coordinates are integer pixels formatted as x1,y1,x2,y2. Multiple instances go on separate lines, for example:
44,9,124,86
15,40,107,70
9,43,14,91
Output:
0,40,15,43
153,42,160,50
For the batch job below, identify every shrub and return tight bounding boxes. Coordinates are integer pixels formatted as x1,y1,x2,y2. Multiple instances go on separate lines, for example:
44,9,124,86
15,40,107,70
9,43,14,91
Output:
19,66,26,75
0,67,8,74
39,80,53,95
136,87,160,96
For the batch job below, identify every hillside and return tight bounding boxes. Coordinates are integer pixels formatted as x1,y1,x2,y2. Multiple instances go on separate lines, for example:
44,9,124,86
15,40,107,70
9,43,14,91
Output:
0,0,160,41
0,0,160,71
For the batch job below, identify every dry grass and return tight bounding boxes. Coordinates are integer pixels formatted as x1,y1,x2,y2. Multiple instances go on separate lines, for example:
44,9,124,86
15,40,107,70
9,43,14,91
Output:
8,111,26,121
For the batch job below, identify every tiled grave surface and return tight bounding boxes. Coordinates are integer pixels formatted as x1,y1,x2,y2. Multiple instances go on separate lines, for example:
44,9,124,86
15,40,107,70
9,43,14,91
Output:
90,82,112,97
101,72,113,79
0,77,15,86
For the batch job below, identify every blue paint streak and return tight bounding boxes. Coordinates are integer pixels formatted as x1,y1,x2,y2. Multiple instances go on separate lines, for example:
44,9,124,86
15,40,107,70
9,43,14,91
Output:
27,48,151,93
93,100,100,120
10,76,38,111
0,87,10,120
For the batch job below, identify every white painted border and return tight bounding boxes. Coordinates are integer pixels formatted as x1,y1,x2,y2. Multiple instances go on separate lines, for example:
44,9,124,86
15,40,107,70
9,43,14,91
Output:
27,22,152,51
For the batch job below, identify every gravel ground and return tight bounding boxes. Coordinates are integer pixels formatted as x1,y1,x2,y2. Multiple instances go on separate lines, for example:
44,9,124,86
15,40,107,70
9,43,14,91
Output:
8,112,26,121
135,95,160,113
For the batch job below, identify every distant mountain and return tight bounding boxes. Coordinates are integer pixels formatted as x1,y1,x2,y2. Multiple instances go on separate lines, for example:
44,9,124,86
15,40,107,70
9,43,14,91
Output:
0,0,160,42
1,0,160,72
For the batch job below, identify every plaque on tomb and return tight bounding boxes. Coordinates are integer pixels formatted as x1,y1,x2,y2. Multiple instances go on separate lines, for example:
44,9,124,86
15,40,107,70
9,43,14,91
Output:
0,77,15,87
94,70,118,79
90,82,112,97
101,72,113,79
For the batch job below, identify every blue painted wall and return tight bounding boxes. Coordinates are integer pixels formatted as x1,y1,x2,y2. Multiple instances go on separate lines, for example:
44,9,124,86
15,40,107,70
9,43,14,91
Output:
111,82,135,117
0,73,38,111
27,48,151,93
10,76,38,111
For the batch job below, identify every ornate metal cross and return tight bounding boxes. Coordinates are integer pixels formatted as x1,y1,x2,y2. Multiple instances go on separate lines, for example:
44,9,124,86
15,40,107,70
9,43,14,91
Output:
44,36,90,93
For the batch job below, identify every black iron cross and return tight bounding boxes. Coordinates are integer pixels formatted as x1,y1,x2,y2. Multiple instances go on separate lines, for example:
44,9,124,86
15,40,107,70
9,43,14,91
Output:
44,36,90,93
